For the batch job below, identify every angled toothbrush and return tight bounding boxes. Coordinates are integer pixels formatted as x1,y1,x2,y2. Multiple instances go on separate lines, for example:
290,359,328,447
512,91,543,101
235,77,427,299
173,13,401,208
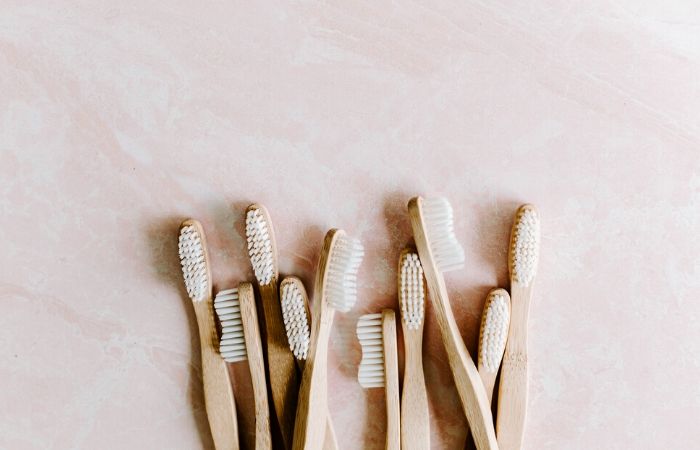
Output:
178,219,239,450
214,283,271,450
292,229,364,450
497,205,540,450
356,310,400,450
280,277,338,450
407,197,498,450
397,251,430,450
245,204,298,449
464,289,511,449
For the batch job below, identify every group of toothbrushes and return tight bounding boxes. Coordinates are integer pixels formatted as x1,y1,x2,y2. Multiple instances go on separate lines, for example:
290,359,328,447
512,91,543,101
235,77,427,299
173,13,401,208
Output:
177,197,540,450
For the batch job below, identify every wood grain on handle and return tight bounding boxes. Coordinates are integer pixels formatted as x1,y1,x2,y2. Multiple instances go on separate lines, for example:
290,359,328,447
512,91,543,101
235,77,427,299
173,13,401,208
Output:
193,300,240,450
294,362,339,450
293,229,339,450
259,282,299,450
408,198,499,450
400,319,430,450
382,310,400,450
496,284,532,450
239,282,272,450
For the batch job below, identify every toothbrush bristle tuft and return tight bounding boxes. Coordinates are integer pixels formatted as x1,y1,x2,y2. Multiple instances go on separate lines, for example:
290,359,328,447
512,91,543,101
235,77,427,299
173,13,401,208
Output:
422,197,465,272
399,253,425,330
356,313,384,388
326,233,364,312
214,289,247,363
511,206,540,286
178,224,209,302
479,292,510,373
245,207,275,286
280,281,311,360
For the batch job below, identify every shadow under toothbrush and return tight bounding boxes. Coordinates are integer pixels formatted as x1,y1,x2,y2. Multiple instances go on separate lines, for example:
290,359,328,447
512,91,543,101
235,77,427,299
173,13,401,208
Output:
145,216,216,450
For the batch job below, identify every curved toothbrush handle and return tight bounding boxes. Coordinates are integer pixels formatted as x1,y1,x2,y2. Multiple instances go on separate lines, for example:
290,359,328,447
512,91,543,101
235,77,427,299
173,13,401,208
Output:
194,300,239,450
400,328,430,450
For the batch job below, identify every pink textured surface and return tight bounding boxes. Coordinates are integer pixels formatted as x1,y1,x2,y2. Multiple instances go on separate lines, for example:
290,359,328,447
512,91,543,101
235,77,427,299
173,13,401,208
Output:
1,1,699,449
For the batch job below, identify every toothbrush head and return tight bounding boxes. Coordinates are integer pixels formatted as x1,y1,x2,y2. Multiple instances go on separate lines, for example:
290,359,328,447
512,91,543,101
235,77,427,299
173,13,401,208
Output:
325,230,364,313
214,288,247,363
398,251,426,331
356,313,384,388
178,219,212,302
419,197,465,273
280,277,311,360
245,204,278,286
509,205,540,286
478,289,511,373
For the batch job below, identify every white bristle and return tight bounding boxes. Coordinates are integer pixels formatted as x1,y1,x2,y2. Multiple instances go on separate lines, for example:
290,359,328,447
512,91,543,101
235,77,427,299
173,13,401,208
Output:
214,289,247,363
325,234,364,312
511,207,540,286
245,208,275,286
280,282,310,360
399,253,425,330
178,224,209,302
422,197,465,272
479,293,510,373
356,313,384,388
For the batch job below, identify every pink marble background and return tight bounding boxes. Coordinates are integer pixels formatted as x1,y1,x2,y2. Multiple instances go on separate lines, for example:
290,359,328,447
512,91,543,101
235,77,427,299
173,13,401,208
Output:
2,1,699,449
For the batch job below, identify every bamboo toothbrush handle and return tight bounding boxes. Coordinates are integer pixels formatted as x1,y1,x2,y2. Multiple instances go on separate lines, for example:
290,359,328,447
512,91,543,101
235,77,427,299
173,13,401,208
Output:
400,328,430,450
239,283,271,450
194,300,240,450
382,310,401,450
323,414,339,450
293,310,333,450
496,285,531,450
259,282,299,449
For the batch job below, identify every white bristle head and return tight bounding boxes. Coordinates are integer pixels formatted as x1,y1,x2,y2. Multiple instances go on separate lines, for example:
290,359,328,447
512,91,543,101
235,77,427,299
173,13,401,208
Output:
245,207,275,286
325,233,364,312
178,223,209,302
421,197,465,272
214,289,247,363
356,313,384,388
478,291,510,373
399,252,425,330
280,280,310,360
510,206,540,286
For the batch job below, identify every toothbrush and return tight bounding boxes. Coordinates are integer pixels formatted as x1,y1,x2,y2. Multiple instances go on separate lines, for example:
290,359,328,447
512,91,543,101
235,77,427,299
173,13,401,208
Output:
464,289,511,449
245,204,298,449
397,251,430,450
292,229,364,450
214,283,271,450
178,219,239,450
497,205,540,450
407,197,498,450
356,310,400,450
280,277,338,450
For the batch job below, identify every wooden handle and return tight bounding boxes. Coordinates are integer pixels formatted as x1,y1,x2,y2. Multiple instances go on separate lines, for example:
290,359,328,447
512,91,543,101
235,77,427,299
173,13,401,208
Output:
408,198,498,450
296,359,339,450
259,282,299,449
194,300,240,450
496,284,531,450
239,283,272,450
382,310,400,450
400,326,430,450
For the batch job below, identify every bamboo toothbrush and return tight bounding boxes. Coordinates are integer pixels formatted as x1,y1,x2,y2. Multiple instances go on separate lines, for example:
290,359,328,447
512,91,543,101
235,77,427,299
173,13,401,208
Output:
214,283,271,450
407,196,498,450
292,229,364,450
356,310,400,450
397,251,430,450
280,277,338,450
178,219,239,450
465,289,511,449
497,205,540,450
245,204,298,449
